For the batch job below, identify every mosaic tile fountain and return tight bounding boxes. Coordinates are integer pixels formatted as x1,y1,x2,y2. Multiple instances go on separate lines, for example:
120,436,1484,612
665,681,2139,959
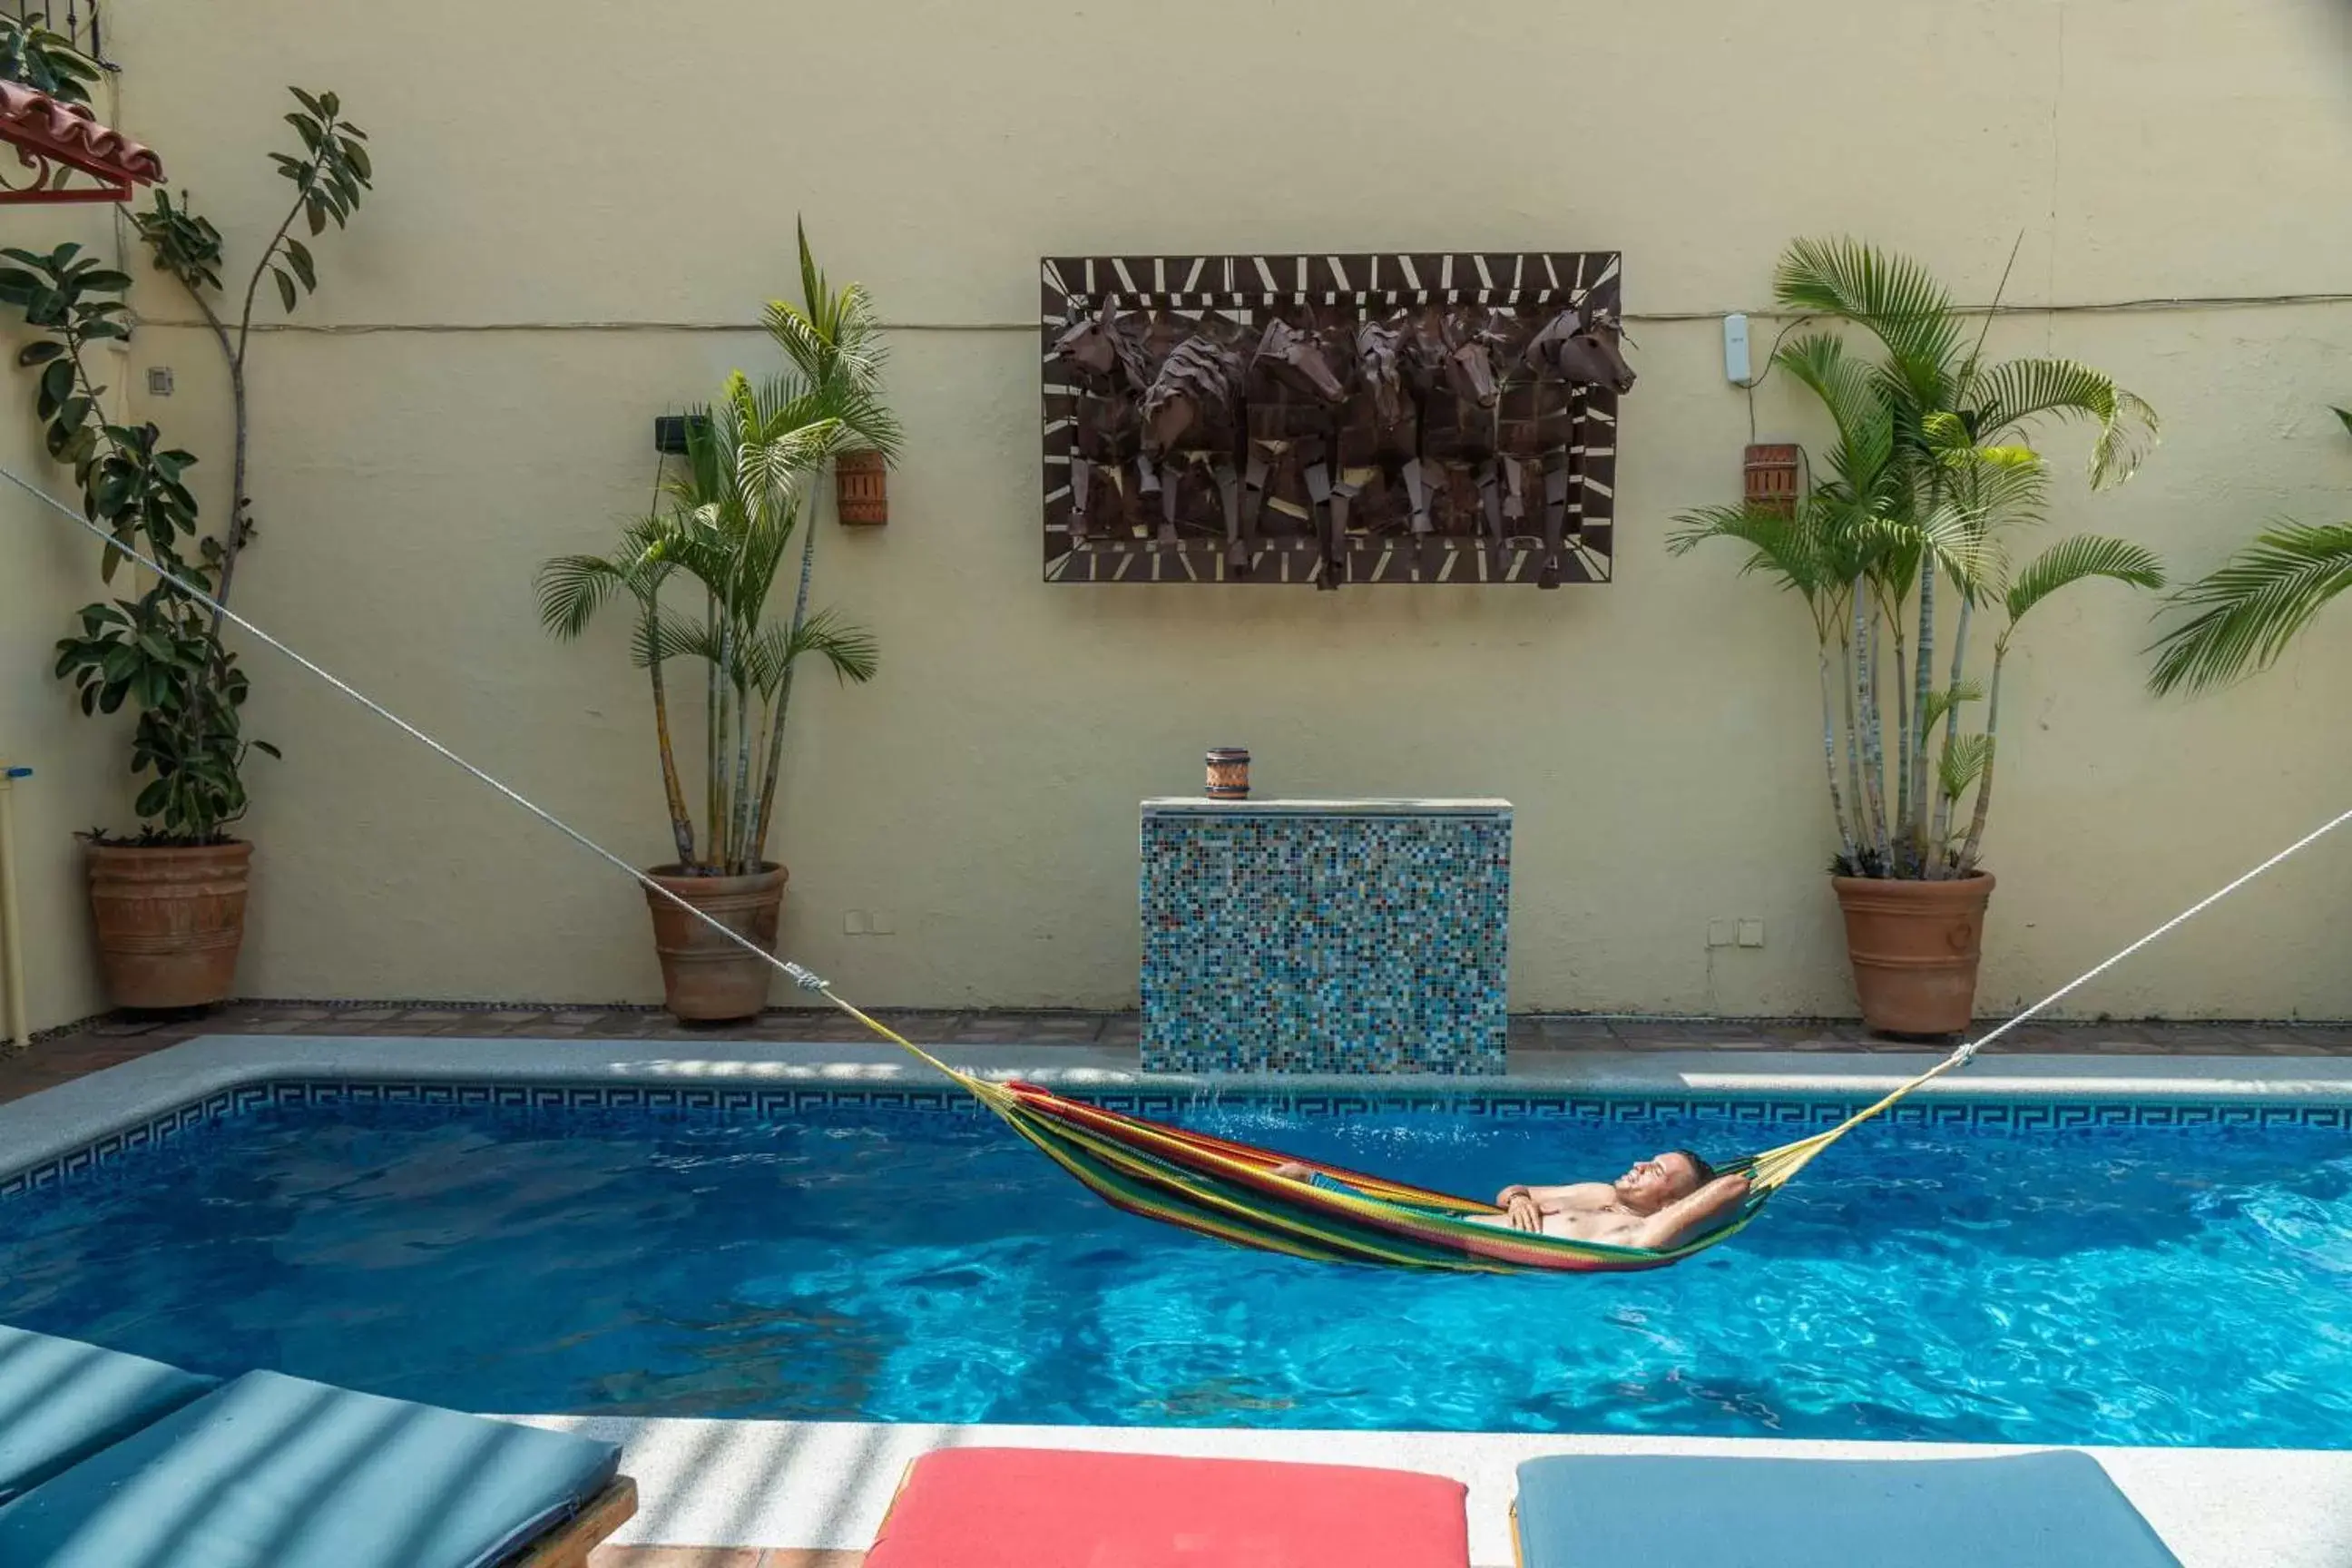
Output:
1140,799,1512,1073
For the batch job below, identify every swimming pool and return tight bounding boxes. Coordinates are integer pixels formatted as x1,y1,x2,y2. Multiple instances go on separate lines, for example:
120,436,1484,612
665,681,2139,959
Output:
1,1087,2346,1447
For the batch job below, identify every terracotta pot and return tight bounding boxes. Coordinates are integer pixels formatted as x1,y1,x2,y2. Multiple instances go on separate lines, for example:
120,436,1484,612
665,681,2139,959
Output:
834,449,887,526
643,863,787,1022
86,839,251,1009
1832,872,1995,1037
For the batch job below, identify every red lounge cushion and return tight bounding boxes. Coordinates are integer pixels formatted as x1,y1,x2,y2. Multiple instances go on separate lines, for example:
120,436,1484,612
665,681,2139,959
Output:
865,1447,1471,1568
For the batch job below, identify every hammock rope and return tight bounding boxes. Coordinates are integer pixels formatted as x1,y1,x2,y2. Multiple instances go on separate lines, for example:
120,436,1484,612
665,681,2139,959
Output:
8,460,2351,1274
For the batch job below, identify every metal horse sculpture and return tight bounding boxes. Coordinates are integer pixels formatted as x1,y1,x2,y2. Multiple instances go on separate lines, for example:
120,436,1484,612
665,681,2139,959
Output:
1051,296,1161,543
1332,312,1435,554
1514,307,1636,586
1240,311,1350,584
1406,307,1508,554
1138,320,1248,552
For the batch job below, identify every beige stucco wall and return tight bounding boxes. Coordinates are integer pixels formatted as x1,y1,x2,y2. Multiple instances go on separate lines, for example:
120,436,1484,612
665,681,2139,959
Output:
43,0,2350,1018
0,201,131,1032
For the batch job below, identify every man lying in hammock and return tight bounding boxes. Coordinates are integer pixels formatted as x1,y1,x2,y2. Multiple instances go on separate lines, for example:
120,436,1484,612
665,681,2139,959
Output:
1271,1149,1751,1251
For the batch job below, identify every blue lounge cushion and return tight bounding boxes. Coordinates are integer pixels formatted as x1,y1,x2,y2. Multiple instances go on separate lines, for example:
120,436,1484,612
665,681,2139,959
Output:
0,1368,622,1568
1514,1450,2182,1568
0,1324,218,1504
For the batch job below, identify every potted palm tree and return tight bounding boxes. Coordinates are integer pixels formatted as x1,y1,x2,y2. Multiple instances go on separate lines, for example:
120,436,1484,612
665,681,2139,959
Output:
1672,239,2163,1035
539,228,897,1020
2149,407,2352,694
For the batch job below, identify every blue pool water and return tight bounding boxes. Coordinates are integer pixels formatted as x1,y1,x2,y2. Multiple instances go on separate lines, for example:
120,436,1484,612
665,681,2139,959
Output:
1,1094,2347,1446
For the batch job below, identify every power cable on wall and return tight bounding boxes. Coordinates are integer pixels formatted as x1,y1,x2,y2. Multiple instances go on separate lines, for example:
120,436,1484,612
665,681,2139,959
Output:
124,288,2352,338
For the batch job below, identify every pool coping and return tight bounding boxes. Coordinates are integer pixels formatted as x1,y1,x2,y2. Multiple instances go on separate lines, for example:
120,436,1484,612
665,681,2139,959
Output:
498,1414,2352,1568
5,1031,2352,1191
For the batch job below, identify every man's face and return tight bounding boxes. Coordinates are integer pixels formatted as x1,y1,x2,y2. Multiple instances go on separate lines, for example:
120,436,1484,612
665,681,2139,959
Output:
1614,1152,1703,1210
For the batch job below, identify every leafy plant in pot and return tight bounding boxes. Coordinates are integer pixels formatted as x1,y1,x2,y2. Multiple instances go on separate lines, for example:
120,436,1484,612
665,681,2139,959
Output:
1671,239,2163,1035
0,85,370,1007
539,228,897,1021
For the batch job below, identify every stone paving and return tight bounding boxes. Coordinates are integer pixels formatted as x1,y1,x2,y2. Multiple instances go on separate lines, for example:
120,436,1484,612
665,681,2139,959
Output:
5,998,2350,1105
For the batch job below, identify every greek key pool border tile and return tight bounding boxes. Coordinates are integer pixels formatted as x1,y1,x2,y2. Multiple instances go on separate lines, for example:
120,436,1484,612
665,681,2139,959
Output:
3,1081,2344,1198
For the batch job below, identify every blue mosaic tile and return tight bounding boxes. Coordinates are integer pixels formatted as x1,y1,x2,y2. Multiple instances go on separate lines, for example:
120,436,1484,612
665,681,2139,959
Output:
1,1080,2344,1200
1139,809,1512,1073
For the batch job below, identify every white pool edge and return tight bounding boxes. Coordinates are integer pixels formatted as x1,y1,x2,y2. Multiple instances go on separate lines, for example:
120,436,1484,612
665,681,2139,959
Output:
493,1414,2352,1568
5,1032,2351,1188
7,1033,2350,1566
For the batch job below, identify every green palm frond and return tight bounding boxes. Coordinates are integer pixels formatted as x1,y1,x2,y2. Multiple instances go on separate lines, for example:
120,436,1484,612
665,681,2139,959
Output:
2005,534,2167,624
1773,238,1962,402
535,554,629,640
1968,358,2159,488
1773,333,1896,489
1919,681,1984,735
1665,502,1833,594
632,604,709,670
1938,733,1993,802
2147,521,2352,694
743,607,880,694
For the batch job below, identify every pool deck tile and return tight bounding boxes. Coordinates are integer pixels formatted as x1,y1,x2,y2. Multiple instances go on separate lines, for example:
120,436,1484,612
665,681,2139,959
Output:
10,1002,2352,1103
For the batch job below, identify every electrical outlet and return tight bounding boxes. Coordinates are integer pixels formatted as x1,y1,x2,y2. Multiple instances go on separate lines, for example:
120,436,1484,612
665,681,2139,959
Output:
868,911,896,936
1737,918,1766,949
1706,918,1733,949
843,910,868,936
146,367,174,397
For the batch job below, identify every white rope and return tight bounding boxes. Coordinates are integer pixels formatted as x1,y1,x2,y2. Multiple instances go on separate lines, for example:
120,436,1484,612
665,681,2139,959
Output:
5,459,2347,1050
0,463,833,995
1948,797,2352,1064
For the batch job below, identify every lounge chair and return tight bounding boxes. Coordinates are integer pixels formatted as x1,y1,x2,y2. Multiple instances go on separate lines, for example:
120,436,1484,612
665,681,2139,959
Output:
0,1323,219,1504
864,1447,1472,1568
0,1325,634,1568
1511,1450,2183,1568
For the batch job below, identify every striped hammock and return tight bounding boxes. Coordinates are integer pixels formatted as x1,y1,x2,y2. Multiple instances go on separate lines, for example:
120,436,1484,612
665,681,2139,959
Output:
821,995,1980,1275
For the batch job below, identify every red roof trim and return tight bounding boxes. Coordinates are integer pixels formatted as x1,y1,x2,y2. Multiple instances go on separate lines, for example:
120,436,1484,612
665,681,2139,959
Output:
0,79,162,205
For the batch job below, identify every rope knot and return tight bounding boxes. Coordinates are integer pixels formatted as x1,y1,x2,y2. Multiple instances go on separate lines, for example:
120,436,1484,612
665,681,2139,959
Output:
782,962,829,993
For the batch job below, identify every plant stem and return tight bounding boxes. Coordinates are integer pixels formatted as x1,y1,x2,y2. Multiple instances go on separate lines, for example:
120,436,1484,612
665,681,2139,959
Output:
752,467,828,867
1929,595,1975,872
1957,641,2006,872
703,589,720,868
1818,636,1857,865
1909,556,1936,865
642,598,695,867
1861,602,1890,867
729,676,755,873
1838,609,1870,868
208,130,332,640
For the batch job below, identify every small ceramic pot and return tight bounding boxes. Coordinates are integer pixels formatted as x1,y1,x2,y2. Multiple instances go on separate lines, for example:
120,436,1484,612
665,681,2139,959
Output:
1205,748,1250,799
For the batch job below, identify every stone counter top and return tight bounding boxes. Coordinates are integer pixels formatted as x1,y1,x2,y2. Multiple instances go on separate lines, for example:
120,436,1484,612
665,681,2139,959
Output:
1142,797,1512,817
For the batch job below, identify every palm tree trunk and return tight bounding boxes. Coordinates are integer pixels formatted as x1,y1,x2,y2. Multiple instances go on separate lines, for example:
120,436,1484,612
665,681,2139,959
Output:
1818,637,1857,865
1889,609,1911,861
1862,607,1890,868
703,592,721,868
1928,596,1975,873
644,610,695,868
1839,622,1870,870
1908,559,1936,867
1957,643,2006,872
708,626,731,875
729,678,755,873
750,467,829,871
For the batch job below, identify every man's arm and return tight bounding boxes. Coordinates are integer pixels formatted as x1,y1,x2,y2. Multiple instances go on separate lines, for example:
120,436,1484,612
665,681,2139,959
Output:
1630,1173,1753,1251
